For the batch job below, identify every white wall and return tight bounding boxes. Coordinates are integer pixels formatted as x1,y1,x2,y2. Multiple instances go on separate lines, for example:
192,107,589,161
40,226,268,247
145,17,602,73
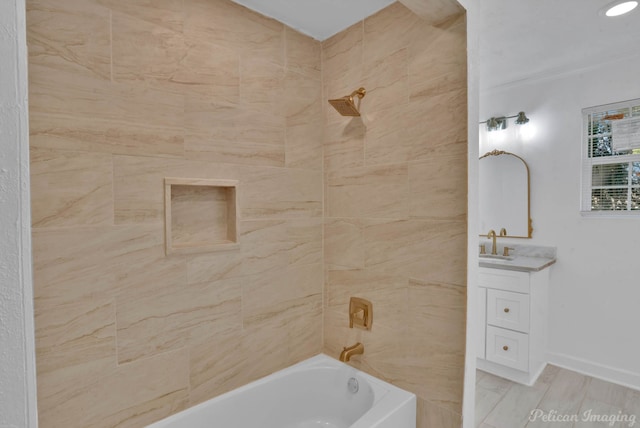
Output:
461,0,480,427
0,0,38,426
479,54,640,389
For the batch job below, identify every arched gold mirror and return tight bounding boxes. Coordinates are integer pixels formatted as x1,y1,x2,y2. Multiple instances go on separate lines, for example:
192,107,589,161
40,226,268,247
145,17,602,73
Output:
479,150,532,238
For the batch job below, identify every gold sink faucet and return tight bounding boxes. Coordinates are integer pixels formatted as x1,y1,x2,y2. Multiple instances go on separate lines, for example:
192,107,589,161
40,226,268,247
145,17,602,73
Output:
339,342,364,362
487,229,498,255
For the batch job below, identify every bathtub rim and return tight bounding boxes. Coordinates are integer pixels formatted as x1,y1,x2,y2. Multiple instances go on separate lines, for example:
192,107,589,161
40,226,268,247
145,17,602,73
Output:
146,353,416,428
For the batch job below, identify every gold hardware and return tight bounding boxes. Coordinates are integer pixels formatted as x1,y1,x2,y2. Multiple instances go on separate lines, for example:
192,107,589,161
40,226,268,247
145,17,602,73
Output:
328,87,366,117
503,246,514,257
504,307,510,313
487,230,498,255
499,228,507,237
503,345,509,351
479,244,486,255
339,342,364,362
349,297,373,331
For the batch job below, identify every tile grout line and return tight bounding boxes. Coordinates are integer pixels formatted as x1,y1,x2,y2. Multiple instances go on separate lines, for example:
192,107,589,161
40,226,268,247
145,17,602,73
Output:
109,9,113,83
523,367,560,427
572,377,593,428
477,376,515,427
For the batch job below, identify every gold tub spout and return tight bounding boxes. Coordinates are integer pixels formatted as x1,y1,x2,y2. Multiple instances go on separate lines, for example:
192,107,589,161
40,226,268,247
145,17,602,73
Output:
339,342,364,362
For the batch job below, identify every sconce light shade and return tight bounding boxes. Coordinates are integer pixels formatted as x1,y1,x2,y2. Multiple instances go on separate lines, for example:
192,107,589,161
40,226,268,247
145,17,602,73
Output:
487,117,507,132
515,111,530,125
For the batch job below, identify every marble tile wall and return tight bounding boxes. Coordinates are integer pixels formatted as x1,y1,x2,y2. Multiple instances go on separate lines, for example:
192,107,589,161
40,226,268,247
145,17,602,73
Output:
321,3,468,427
28,0,467,426
27,0,323,426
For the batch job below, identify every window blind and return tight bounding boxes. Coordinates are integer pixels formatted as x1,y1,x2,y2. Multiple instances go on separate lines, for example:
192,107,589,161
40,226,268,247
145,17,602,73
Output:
581,98,640,214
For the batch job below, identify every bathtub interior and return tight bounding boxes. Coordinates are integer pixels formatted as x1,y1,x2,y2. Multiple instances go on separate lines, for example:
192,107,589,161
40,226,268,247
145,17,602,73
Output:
147,354,415,428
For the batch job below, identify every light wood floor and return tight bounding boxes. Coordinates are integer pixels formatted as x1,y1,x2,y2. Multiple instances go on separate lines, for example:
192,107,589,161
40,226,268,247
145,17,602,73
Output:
475,366,640,428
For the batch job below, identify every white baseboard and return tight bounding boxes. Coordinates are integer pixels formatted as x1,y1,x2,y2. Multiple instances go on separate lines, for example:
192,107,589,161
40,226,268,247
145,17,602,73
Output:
547,352,640,391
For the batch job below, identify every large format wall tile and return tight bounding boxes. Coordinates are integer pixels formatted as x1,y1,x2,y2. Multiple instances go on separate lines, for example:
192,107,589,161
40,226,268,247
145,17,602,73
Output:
27,0,111,81
363,2,419,64
285,27,321,79
363,105,412,165
239,166,323,219
322,22,364,122
286,219,323,266
285,118,324,170
177,38,240,101
409,154,468,221
184,0,284,65
96,0,183,32
406,279,466,413
284,69,323,170
409,14,467,100
323,119,366,171
112,10,185,88
241,263,323,328
326,164,409,218
322,4,467,428
30,113,185,158
417,398,462,428
403,89,468,160
29,1,325,425
183,97,286,167
35,296,115,379
117,277,243,363
29,0,466,427
112,155,239,224
364,219,467,286
38,349,190,428
363,48,409,113
324,218,365,270
188,326,246,405
30,148,113,228
326,269,407,331
32,226,127,306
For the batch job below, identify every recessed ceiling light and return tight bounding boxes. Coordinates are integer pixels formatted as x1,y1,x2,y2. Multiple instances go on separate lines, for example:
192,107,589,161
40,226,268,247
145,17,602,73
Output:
604,0,638,17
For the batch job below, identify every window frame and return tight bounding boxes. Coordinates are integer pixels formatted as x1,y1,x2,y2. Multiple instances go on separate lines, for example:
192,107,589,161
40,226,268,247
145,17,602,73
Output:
581,99,640,217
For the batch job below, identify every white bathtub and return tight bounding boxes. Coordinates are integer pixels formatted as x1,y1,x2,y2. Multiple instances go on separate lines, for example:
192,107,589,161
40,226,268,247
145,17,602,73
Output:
147,354,416,428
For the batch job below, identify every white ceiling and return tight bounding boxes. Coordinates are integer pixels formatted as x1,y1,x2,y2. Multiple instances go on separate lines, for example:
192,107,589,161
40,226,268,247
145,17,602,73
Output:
479,0,640,89
231,0,396,41
230,0,640,88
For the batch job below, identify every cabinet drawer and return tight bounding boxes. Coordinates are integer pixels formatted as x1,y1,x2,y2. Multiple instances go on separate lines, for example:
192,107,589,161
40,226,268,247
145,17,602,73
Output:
478,268,529,293
487,289,530,333
486,325,529,371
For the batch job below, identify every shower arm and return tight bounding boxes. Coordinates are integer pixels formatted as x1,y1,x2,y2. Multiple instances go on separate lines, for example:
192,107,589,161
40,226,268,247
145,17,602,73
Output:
350,88,367,100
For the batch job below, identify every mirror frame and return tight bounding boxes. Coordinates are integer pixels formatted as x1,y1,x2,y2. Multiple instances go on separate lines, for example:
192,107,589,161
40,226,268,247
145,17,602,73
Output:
479,149,533,238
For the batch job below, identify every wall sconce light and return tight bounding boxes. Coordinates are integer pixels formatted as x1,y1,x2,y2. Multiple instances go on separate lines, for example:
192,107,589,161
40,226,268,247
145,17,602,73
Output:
480,111,530,132
515,111,530,125
486,117,507,131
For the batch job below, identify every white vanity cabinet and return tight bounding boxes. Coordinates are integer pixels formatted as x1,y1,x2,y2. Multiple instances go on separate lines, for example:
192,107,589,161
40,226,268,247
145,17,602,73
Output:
477,265,550,385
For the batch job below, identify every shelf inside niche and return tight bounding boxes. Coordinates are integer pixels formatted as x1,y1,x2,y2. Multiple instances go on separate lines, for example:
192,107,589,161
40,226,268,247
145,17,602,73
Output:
164,178,239,255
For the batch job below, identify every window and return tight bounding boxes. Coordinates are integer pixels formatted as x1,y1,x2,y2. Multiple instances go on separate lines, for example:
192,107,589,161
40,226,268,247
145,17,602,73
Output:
581,99,640,215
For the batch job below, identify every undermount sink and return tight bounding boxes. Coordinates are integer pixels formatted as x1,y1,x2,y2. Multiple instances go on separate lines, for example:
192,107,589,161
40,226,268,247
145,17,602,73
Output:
479,254,514,261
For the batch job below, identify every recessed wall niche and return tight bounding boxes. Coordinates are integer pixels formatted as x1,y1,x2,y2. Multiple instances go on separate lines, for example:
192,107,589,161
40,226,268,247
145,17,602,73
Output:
164,178,239,255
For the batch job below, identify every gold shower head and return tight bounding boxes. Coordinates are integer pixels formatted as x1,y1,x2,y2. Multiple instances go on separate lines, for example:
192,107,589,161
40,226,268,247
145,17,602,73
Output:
328,87,366,117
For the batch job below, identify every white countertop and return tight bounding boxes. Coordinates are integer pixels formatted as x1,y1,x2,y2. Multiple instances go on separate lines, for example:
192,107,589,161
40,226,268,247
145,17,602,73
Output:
479,255,556,272
478,244,557,272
